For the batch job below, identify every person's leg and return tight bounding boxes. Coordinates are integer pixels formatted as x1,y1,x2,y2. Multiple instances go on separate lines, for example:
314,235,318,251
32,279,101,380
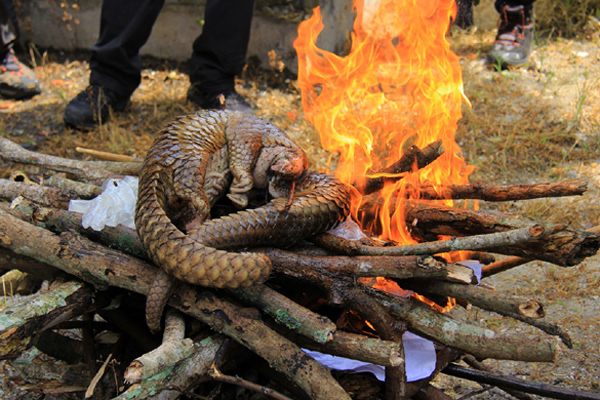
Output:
187,0,255,113
64,0,165,128
0,0,41,99
90,0,165,99
487,0,536,67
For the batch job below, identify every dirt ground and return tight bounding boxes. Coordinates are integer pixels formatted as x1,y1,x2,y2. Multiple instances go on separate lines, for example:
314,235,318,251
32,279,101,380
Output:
1,5,600,400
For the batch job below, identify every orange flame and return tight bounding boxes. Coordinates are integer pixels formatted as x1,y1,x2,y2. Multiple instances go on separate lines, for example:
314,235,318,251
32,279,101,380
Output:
294,0,474,245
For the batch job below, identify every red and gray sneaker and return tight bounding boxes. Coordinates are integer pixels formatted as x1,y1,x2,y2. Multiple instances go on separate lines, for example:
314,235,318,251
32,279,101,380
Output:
0,49,42,100
487,5,534,68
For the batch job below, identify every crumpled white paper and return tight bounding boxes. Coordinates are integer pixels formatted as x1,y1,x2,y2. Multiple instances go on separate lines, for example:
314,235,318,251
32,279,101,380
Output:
303,331,436,382
68,176,139,231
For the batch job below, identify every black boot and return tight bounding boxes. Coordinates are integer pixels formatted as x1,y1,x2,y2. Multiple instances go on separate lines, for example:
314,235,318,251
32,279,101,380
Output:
487,5,534,68
63,85,130,129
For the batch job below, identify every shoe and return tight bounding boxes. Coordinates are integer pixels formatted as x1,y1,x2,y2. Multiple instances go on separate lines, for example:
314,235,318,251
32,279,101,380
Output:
63,85,130,129
187,86,254,114
0,50,42,100
486,5,534,68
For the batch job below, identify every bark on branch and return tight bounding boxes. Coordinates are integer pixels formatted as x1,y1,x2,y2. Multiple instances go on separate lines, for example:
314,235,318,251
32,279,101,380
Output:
0,281,93,359
413,179,587,201
0,136,141,184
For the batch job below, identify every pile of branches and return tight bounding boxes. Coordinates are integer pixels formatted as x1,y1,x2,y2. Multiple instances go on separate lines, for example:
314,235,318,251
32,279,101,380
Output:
2,136,600,400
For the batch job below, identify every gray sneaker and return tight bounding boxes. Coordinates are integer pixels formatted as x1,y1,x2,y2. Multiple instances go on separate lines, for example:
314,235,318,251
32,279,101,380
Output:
487,5,534,68
0,50,42,100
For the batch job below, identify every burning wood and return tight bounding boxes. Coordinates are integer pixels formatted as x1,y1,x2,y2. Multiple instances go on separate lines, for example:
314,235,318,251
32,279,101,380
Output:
1,0,599,398
1,136,600,399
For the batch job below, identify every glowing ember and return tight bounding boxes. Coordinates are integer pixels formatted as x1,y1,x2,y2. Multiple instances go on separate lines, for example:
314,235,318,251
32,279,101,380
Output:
294,0,474,244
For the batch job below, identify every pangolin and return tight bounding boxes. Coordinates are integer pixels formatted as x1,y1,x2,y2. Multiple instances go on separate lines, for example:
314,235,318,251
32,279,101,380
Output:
135,110,353,330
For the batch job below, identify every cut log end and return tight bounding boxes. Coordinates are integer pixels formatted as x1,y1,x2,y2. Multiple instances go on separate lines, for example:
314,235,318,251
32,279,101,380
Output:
519,300,545,318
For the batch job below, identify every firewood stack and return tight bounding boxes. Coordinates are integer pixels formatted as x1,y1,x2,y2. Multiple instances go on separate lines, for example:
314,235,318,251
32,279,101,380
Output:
1,135,600,400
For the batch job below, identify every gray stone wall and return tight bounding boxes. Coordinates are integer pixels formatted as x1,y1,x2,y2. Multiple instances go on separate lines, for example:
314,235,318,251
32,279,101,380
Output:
15,0,354,73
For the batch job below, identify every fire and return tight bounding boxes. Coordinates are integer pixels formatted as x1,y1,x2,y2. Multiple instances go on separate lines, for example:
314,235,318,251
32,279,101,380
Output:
294,0,476,311
294,0,474,244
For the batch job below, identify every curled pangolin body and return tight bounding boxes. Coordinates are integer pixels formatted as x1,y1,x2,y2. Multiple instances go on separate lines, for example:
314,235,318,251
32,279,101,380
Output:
136,110,351,290
190,172,352,250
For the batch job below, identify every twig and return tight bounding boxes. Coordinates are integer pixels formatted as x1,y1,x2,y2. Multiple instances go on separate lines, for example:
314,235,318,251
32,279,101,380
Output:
85,353,112,398
209,363,294,400
75,146,142,162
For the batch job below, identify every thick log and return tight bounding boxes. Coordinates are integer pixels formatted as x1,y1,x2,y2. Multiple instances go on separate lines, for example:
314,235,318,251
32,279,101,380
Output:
265,248,475,283
414,179,587,201
0,179,79,209
0,209,351,400
405,280,572,346
363,286,560,362
4,200,147,261
0,281,93,359
231,284,337,344
292,330,404,368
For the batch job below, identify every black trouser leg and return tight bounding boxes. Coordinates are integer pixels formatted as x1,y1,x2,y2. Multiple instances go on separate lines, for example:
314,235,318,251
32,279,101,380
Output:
189,0,255,94
494,0,535,12
0,0,18,56
89,0,164,99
